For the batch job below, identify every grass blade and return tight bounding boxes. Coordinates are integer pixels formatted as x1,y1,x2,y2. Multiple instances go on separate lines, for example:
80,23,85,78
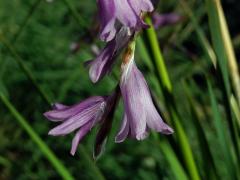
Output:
152,134,188,180
180,0,217,68
183,80,219,179
230,95,240,128
0,92,74,180
207,79,238,179
206,0,240,160
212,0,240,106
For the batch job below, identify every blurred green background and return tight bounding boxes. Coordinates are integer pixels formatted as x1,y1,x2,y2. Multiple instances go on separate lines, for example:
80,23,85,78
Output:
1,0,240,179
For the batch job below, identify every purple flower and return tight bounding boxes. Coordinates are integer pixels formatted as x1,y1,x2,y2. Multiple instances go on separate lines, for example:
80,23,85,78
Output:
86,27,131,83
116,58,173,142
98,0,153,42
152,12,182,28
44,95,117,156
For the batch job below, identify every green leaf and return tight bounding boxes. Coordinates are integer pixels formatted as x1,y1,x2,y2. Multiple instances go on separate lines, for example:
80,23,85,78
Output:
206,0,240,160
183,81,219,179
230,95,240,129
207,80,238,179
180,0,217,68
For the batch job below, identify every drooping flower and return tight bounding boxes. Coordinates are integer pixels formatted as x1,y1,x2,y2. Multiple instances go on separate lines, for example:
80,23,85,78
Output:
44,93,119,156
98,0,153,42
152,12,182,28
86,27,132,83
115,52,173,142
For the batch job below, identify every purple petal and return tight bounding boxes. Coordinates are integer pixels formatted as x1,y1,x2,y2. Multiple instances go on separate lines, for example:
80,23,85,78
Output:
120,60,147,139
115,113,129,143
87,40,116,83
146,104,174,134
128,0,153,29
48,102,104,136
130,62,173,135
98,0,117,42
87,27,131,83
70,122,92,155
44,96,105,121
98,0,154,41
128,0,153,15
115,0,137,27
130,63,173,135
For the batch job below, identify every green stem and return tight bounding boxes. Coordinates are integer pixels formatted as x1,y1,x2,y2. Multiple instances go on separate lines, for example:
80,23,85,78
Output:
152,134,188,180
145,17,200,180
145,18,172,92
0,92,74,180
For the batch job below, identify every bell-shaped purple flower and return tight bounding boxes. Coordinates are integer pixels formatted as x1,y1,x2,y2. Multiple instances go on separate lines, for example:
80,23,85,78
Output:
116,58,173,142
98,0,153,42
86,27,131,83
44,96,111,156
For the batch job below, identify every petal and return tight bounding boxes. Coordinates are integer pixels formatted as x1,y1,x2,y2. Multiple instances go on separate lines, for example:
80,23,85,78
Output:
98,0,117,41
87,27,131,83
100,18,117,42
128,63,174,135
44,96,104,121
120,60,147,139
70,122,92,156
121,60,173,138
139,0,154,12
146,107,174,134
128,0,153,29
128,0,153,15
134,68,173,134
88,40,116,83
48,102,103,136
115,113,129,143
115,0,137,27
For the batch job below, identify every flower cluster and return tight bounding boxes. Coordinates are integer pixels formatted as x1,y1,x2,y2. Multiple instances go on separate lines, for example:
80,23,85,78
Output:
44,0,173,158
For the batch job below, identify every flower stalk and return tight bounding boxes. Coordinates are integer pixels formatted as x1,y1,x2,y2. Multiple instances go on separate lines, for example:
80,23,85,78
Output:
145,17,200,180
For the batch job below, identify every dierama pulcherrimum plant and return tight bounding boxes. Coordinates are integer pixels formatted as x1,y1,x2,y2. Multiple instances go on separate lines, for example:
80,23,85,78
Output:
44,0,173,158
